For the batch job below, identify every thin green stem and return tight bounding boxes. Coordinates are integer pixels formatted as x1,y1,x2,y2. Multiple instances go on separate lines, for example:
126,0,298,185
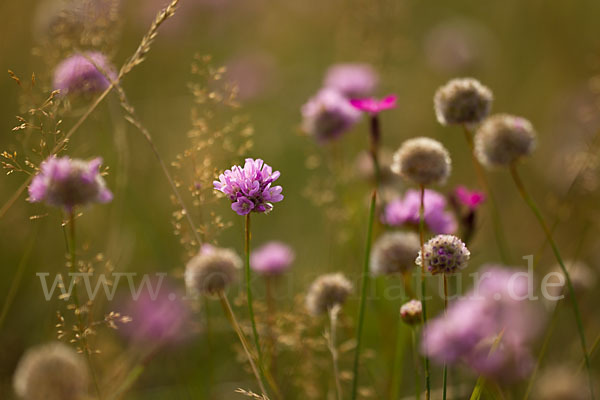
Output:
411,328,422,400
390,316,408,400
67,212,102,399
418,185,431,400
351,189,377,400
442,275,448,400
509,164,594,400
218,292,267,398
328,306,343,400
244,214,264,370
462,125,510,264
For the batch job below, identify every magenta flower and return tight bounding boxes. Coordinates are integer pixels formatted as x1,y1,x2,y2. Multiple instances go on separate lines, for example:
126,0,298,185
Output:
28,156,113,211
350,95,397,115
455,185,486,210
323,63,378,98
383,189,457,234
301,88,361,143
422,266,544,381
214,158,283,216
251,241,295,275
53,52,116,95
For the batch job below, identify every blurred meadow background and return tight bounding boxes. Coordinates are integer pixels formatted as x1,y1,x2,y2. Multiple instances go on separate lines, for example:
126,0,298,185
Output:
1,0,600,399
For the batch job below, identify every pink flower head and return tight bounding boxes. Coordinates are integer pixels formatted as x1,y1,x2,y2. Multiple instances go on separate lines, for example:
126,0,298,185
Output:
455,185,486,210
250,241,295,275
384,189,457,234
214,158,284,216
422,266,544,382
28,156,113,211
324,63,378,98
350,95,397,115
53,52,116,96
301,88,361,143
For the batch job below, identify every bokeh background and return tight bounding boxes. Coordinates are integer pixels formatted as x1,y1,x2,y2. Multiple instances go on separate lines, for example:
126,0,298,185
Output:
1,0,600,398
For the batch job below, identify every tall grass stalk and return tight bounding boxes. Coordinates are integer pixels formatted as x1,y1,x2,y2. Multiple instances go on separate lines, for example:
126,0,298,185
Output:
419,185,432,400
509,163,594,400
328,305,343,400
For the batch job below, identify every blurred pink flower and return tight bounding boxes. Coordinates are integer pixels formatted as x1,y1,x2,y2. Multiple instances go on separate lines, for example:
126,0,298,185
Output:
384,189,457,234
324,63,378,98
350,95,397,115
250,241,295,275
455,185,486,210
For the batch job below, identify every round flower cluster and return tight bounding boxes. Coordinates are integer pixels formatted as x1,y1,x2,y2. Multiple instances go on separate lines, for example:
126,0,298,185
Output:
185,247,242,297
53,52,116,96
250,241,295,275
323,63,378,98
305,273,353,315
434,78,493,126
13,342,88,400
370,231,420,275
392,137,451,186
400,299,423,325
214,158,284,216
28,156,113,211
416,234,470,275
383,189,457,234
474,114,536,167
301,88,362,143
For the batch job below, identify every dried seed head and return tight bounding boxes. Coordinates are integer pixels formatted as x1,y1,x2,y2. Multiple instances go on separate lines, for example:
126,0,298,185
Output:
434,78,493,125
474,114,536,167
370,231,420,275
547,260,597,299
305,273,353,315
185,247,241,297
400,300,423,325
392,137,452,186
13,342,88,400
416,234,470,275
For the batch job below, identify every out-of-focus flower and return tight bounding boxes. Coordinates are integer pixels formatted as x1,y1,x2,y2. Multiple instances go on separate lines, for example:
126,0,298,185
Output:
323,63,378,98
434,78,493,126
301,88,361,143
400,299,422,325
13,342,88,400
355,148,397,185
392,137,452,186
422,266,544,381
185,247,241,297
225,52,278,101
416,234,470,275
119,282,191,345
250,241,295,275
350,95,397,115
28,156,113,211
454,186,485,210
370,231,420,275
532,365,588,400
305,273,353,315
214,158,283,216
53,52,116,95
474,114,536,168
547,260,596,299
384,189,457,234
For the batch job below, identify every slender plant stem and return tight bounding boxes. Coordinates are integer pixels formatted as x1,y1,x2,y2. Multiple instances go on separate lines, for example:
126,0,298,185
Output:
351,189,377,400
244,214,263,363
218,292,267,398
390,316,408,400
328,306,343,400
579,332,600,373
442,275,448,400
509,164,594,400
369,114,381,184
265,276,277,373
411,328,422,400
462,125,510,264
67,212,102,399
418,185,431,400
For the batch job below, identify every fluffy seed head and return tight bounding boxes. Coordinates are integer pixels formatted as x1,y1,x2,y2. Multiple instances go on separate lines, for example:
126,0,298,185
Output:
305,273,353,315
13,342,88,400
434,78,493,125
416,234,470,275
400,299,423,325
185,247,241,297
370,231,420,275
28,156,113,211
474,114,536,167
53,52,116,96
392,137,452,186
